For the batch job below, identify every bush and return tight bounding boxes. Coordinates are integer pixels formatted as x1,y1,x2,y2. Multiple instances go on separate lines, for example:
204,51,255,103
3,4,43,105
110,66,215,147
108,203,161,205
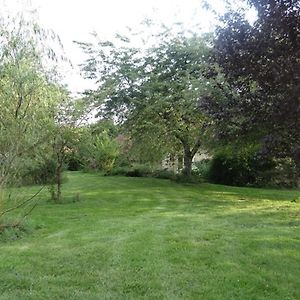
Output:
88,134,119,174
111,165,176,179
208,152,253,186
123,164,153,177
152,169,176,180
193,159,211,180
174,173,203,184
208,148,298,188
255,158,299,188
22,159,57,185
110,164,204,183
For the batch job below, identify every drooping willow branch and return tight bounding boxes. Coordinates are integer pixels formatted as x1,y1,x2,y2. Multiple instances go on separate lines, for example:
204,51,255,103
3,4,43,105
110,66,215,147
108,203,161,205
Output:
0,186,44,218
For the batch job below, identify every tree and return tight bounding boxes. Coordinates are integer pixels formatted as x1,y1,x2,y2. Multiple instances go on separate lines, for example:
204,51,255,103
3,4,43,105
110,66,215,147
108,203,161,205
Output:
0,15,67,220
77,120,120,174
49,97,88,202
203,0,300,175
78,28,218,176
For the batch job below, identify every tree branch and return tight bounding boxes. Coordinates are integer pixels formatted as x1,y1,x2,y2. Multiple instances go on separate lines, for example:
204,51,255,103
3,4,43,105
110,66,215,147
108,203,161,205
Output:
0,186,44,218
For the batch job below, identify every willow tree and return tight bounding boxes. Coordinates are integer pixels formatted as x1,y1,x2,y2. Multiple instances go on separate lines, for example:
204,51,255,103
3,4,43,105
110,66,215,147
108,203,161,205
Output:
0,16,66,222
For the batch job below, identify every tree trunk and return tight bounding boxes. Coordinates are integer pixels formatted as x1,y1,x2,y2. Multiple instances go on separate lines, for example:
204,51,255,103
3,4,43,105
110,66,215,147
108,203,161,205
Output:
55,162,62,202
183,148,193,177
52,151,64,203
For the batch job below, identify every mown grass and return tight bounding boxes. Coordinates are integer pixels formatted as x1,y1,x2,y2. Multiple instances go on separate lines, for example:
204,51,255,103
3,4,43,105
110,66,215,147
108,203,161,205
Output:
0,172,299,299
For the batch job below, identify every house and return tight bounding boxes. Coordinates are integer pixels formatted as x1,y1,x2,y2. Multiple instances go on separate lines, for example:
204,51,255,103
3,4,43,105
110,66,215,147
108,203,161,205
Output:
162,150,210,173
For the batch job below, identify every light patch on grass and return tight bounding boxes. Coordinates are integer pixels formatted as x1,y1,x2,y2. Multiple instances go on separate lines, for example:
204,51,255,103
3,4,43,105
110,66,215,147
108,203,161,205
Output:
47,230,70,239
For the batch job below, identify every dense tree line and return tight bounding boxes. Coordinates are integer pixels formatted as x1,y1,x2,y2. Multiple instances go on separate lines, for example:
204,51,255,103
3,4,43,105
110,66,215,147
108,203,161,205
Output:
77,1,299,186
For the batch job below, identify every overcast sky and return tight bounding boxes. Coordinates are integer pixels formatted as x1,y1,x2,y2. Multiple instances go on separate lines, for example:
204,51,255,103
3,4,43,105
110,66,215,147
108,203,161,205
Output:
1,0,256,95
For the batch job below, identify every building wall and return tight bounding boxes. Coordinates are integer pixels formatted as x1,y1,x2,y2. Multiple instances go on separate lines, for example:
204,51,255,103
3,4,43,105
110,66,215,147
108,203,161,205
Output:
162,151,210,172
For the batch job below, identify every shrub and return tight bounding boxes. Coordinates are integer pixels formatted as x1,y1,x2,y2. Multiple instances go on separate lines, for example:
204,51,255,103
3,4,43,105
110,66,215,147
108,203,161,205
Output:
109,166,131,176
208,147,298,188
22,159,57,185
193,159,211,180
110,164,176,179
208,152,253,186
111,164,204,182
174,173,203,184
110,164,152,177
124,164,153,177
255,158,299,188
152,169,176,180
93,134,119,174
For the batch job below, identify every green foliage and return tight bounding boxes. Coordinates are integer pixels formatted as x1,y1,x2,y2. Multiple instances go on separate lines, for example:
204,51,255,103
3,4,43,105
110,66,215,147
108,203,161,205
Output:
111,163,178,180
65,152,83,171
127,135,169,166
0,44,60,186
110,163,153,177
255,158,299,188
78,25,219,176
208,0,300,173
208,147,298,188
152,169,176,180
22,159,57,185
209,151,257,186
109,166,131,176
47,98,91,203
75,120,120,174
174,173,203,184
90,119,119,138
94,134,119,173
111,163,204,183
0,15,68,216
80,131,119,174
193,159,211,180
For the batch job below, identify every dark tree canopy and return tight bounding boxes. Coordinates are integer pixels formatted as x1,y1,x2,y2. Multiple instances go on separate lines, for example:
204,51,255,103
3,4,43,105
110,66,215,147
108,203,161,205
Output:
204,0,300,172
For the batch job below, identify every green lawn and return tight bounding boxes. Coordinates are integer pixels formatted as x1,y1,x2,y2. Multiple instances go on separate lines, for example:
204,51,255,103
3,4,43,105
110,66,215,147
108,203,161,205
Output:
0,172,299,300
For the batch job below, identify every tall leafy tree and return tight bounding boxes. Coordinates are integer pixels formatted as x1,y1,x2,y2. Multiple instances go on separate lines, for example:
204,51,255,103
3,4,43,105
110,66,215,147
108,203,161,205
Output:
203,0,300,174
78,29,219,176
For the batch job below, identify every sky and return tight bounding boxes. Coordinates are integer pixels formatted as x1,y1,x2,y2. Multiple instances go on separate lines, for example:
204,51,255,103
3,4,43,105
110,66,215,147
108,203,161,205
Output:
1,0,256,96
